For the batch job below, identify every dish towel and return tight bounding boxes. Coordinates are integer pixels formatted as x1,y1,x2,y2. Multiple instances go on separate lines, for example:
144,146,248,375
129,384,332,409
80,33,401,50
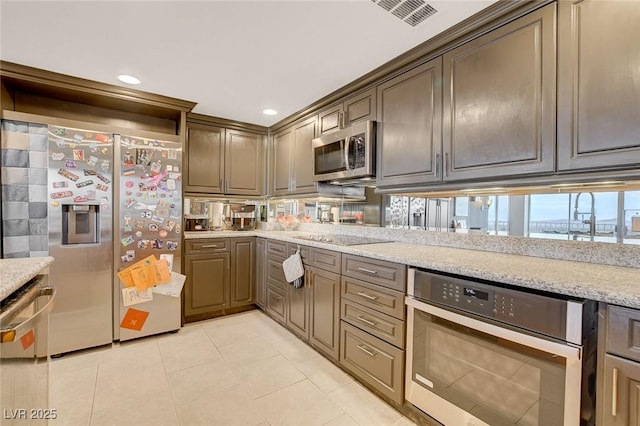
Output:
282,251,304,289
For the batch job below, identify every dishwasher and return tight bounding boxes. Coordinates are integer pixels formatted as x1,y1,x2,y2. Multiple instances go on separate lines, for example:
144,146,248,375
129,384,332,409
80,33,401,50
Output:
405,267,598,426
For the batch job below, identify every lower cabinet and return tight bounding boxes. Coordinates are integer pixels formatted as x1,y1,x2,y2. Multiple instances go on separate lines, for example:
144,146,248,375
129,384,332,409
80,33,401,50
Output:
184,252,230,316
266,283,287,325
183,237,255,322
255,238,266,309
308,266,341,361
340,322,405,404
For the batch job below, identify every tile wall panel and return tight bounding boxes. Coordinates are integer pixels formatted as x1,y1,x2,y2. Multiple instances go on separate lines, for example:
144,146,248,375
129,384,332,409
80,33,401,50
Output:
1,120,49,258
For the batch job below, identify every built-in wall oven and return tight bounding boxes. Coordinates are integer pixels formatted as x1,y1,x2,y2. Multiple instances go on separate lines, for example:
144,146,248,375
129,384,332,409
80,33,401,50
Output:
405,268,597,426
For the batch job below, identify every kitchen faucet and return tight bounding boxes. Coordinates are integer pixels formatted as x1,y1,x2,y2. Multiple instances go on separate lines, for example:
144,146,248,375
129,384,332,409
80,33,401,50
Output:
573,192,596,240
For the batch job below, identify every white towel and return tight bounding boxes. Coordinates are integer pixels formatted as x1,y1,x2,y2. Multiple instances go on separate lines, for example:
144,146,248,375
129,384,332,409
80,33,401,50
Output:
282,252,304,283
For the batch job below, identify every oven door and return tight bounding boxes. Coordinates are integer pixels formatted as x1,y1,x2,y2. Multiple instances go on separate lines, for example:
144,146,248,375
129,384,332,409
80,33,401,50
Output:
405,296,583,426
313,135,348,180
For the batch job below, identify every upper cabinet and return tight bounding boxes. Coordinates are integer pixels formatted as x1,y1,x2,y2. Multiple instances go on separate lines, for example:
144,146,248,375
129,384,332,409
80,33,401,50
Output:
376,58,443,188
185,120,264,195
271,115,318,196
442,3,556,181
557,0,640,172
318,89,376,135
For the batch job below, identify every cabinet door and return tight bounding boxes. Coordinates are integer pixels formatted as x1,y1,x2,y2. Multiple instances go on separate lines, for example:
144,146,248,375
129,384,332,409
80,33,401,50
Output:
184,253,230,317
557,0,640,171
602,354,640,426
272,127,292,196
291,116,318,194
309,267,341,361
344,88,376,127
376,58,443,188
225,129,263,196
230,238,255,308
443,4,556,181
255,238,266,309
287,276,310,340
318,104,343,135
266,284,287,325
185,124,224,193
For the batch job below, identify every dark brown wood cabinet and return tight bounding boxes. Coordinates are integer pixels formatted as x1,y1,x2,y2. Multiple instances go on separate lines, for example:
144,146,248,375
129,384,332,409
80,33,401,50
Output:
442,3,556,181
255,238,266,309
230,237,255,308
185,123,263,195
271,116,318,196
376,58,443,188
308,266,341,361
184,238,255,321
557,0,640,172
184,252,230,316
318,88,376,135
185,123,224,193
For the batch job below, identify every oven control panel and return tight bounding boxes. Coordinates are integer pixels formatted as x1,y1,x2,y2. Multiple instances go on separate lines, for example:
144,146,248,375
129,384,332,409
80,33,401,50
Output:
410,268,571,340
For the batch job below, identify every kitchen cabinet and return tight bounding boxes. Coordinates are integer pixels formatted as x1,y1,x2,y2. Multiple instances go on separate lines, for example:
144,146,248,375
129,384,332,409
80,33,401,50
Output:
255,238,266,309
376,58,443,188
265,240,289,324
442,3,556,181
318,88,376,135
599,305,640,425
339,254,406,404
230,238,255,308
271,116,318,196
557,0,640,172
183,238,255,322
185,122,263,195
308,265,341,361
184,250,230,317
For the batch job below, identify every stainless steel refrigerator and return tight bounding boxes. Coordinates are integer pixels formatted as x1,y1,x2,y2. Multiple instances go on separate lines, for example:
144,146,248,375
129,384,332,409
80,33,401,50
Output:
47,125,114,355
114,134,182,342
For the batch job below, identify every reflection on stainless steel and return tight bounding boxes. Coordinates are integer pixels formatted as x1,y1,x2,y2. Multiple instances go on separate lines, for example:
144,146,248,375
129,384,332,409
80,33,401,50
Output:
294,234,392,246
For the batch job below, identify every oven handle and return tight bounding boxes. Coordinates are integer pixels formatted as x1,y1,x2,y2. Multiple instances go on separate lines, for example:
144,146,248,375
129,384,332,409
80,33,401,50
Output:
405,296,582,360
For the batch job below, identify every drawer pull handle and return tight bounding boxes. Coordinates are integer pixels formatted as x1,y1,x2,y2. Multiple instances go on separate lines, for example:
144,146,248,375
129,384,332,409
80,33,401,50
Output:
201,244,220,248
356,292,378,301
612,367,618,416
357,344,377,357
356,267,378,275
357,316,377,327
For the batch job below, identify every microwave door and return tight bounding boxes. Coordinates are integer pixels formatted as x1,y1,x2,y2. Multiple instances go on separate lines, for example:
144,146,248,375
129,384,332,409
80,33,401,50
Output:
344,137,351,172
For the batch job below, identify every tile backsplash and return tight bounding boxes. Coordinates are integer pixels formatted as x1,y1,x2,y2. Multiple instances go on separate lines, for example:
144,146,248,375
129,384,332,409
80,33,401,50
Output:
1,120,49,258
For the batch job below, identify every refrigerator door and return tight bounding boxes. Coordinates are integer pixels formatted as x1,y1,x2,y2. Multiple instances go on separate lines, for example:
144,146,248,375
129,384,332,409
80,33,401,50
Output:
114,135,182,342
48,126,114,355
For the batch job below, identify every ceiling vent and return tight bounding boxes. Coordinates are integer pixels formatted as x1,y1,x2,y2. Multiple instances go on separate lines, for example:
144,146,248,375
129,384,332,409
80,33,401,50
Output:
372,0,437,27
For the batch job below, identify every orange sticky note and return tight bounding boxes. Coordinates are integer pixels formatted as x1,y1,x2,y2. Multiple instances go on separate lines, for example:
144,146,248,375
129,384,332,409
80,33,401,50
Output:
154,259,171,285
120,308,149,331
118,255,158,288
20,329,35,350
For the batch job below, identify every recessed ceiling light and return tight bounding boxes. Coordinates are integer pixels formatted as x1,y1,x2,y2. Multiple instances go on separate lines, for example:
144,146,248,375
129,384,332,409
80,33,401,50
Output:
262,109,278,116
117,74,141,85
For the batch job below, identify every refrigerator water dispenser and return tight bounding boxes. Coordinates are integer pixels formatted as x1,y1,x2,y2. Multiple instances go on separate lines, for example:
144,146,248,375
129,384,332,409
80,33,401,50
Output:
62,204,99,244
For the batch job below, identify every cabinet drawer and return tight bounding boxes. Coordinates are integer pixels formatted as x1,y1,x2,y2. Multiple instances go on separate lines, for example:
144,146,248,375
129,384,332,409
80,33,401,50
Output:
266,284,287,325
342,254,405,292
342,276,405,320
288,243,310,265
266,257,287,290
309,248,341,274
185,238,229,254
267,240,288,258
340,321,404,404
342,299,404,349
607,305,640,363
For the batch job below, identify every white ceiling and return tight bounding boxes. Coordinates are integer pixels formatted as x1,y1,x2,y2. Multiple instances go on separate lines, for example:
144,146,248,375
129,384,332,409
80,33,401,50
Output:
1,0,496,127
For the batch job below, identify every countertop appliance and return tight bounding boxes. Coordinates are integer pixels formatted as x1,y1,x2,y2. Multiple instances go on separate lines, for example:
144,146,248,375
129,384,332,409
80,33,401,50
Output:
405,268,597,426
312,120,375,182
229,205,255,231
185,217,209,231
47,126,114,355
1,275,56,418
115,134,182,342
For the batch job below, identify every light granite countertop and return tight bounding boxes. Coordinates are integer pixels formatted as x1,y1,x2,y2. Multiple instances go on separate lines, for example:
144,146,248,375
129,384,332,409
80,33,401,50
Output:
0,257,55,302
185,230,640,309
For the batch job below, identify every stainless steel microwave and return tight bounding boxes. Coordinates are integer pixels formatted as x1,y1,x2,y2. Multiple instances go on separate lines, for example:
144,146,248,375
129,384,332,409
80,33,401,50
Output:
312,120,375,182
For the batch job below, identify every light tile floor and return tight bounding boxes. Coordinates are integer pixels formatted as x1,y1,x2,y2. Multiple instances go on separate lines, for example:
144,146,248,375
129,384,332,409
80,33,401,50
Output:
49,309,417,426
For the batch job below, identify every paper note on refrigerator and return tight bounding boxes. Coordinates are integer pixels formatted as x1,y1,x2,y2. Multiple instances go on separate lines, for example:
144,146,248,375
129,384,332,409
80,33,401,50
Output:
152,272,186,298
122,287,153,306
117,255,171,290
